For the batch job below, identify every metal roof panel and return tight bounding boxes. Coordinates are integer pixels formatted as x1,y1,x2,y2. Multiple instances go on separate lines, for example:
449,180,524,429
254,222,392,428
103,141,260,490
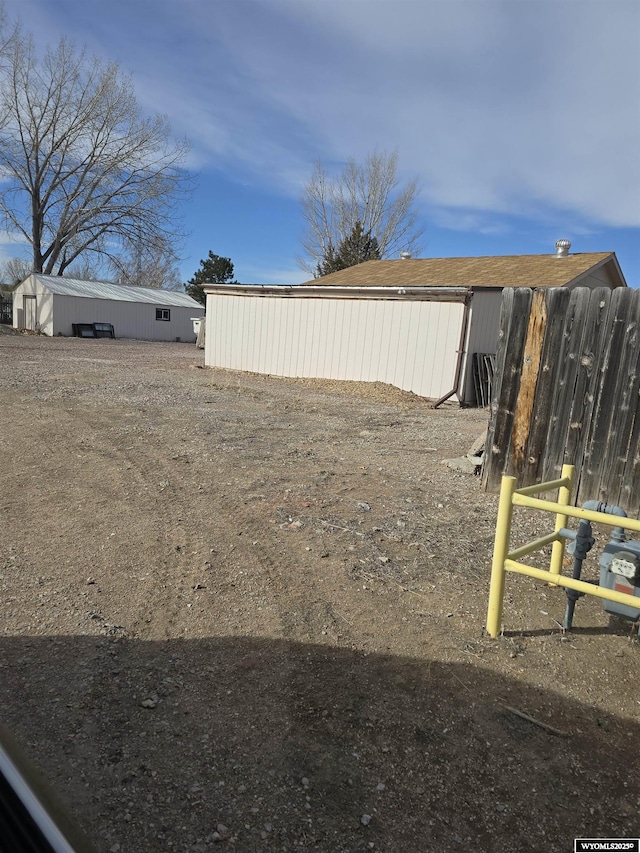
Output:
32,275,200,308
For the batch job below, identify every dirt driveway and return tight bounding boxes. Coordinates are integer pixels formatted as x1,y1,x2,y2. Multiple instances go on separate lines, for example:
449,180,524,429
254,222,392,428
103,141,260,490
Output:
1,334,638,853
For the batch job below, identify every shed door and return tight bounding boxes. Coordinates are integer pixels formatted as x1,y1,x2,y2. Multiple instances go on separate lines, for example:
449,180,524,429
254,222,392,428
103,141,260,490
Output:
23,295,37,330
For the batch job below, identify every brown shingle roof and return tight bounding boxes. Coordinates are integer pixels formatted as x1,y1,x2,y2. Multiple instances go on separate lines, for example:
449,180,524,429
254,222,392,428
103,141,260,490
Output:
303,253,621,289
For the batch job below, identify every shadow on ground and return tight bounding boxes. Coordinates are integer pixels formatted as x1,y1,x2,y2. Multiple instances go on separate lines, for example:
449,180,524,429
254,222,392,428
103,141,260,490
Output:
0,635,637,853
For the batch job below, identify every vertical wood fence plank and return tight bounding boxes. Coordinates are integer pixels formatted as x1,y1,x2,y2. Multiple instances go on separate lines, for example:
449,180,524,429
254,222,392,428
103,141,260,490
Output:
523,288,571,484
482,289,514,492
617,292,640,514
482,288,532,491
511,289,548,479
619,369,640,516
576,287,628,504
564,289,612,489
622,443,640,516
603,290,640,511
540,288,590,482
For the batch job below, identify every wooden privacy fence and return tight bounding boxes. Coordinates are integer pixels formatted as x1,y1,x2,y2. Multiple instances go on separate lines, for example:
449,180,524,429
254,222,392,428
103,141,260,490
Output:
482,286,640,514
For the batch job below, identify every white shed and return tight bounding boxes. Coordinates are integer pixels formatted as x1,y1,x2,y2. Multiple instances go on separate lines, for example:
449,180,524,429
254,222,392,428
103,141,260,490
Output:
203,246,627,404
12,274,204,342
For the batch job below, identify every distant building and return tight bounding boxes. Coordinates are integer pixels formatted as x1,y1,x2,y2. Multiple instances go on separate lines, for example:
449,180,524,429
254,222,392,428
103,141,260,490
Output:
12,274,203,342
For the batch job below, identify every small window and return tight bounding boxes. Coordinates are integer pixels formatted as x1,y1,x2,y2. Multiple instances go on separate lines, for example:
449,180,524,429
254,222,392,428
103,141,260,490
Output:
156,308,170,321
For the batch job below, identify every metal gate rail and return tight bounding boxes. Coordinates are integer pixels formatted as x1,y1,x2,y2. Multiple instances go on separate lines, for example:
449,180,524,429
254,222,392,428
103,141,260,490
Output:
486,464,640,637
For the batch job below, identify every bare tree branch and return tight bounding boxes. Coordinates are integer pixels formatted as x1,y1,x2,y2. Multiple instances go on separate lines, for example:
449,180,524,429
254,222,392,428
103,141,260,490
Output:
299,150,423,276
108,233,183,291
0,31,191,277
0,256,32,285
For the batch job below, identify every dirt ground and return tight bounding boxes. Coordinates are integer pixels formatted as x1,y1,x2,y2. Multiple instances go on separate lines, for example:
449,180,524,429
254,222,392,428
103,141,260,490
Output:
0,332,639,853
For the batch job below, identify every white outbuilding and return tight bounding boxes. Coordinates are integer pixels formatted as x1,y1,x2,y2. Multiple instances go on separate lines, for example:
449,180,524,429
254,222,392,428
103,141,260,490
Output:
203,246,627,405
12,274,204,342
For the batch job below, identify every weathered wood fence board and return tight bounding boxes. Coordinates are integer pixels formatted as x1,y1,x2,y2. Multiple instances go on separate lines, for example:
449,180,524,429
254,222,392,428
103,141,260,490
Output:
483,287,640,515
546,288,610,485
609,295,640,508
522,287,570,485
483,288,532,490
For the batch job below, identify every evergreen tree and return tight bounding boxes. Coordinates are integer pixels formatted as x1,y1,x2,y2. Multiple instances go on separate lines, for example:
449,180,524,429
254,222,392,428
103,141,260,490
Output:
316,221,381,277
185,251,235,305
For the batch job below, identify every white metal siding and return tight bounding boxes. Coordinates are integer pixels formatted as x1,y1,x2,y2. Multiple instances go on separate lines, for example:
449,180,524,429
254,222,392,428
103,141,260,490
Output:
51,294,199,341
461,291,503,403
205,294,465,400
36,292,54,335
12,275,203,340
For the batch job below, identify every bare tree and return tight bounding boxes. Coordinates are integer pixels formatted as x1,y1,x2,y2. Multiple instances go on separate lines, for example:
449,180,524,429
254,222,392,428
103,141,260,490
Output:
0,256,32,284
299,150,423,276
0,33,190,277
64,258,104,282
0,2,19,62
108,233,183,291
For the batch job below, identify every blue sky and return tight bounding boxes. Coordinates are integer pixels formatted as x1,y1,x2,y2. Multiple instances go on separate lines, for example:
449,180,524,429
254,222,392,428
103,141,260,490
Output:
2,0,639,286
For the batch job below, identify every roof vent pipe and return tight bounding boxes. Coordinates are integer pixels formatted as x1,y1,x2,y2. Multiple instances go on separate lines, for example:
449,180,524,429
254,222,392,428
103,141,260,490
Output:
399,251,411,260
555,239,571,257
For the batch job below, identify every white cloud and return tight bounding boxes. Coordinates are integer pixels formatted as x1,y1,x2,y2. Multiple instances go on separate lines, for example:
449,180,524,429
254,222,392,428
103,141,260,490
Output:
0,230,29,247
173,0,639,228
238,264,306,285
429,209,510,236
0,246,19,266
2,0,639,229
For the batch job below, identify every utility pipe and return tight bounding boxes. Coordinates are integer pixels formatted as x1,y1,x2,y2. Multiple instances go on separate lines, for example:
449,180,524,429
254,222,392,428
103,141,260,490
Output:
581,500,627,544
563,518,595,630
432,293,472,409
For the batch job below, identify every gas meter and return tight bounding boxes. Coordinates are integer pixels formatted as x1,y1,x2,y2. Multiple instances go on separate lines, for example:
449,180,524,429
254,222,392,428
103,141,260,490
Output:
563,502,640,632
599,541,640,620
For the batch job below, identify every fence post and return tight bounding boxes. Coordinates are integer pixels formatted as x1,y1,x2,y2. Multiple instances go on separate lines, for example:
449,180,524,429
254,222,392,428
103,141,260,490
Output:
486,475,517,637
549,464,574,580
